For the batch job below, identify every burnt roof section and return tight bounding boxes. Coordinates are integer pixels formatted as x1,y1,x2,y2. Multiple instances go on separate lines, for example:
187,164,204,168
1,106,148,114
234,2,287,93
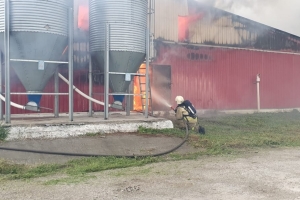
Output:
177,0,300,53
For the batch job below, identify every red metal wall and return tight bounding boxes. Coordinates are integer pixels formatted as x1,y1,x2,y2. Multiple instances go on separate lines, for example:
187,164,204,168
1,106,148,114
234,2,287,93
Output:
6,41,300,114
153,42,300,110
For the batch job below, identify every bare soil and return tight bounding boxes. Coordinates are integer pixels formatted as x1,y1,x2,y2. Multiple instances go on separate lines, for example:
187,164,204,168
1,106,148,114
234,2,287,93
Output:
2,147,300,200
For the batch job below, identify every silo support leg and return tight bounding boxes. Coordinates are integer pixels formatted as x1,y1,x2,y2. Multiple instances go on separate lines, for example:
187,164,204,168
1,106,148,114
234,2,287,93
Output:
104,24,110,120
0,52,3,120
68,7,74,121
88,55,93,117
126,82,132,116
4,0,11,124
54,68,59,118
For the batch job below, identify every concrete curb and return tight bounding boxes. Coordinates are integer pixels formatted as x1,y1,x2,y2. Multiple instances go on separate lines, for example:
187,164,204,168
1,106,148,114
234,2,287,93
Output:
6,120,174,141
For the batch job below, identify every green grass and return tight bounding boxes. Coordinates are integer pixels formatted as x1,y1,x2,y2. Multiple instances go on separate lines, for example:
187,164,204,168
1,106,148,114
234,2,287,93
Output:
44,175,96,185
138,126,186,138
198,111,300,151
0,156,160,182
2,111,300,182
0,124,9,141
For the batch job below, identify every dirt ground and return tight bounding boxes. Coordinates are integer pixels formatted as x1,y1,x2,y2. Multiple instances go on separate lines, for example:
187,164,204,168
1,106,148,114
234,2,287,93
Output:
2,147,300,200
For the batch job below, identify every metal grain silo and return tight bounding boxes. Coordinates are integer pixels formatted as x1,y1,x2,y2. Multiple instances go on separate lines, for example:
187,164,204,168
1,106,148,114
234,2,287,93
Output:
90,0,147,109
0,0,69,111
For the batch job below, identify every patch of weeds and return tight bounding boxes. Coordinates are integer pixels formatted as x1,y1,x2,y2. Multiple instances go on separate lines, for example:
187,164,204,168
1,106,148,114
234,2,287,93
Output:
65,156,158,176
44,175,96,185
168,153,197,160
85,132,102,137
0,124,10,141
0,160,26,175
112,166,153,177
10,164,64,179
138,126,186,138
188,134,209,148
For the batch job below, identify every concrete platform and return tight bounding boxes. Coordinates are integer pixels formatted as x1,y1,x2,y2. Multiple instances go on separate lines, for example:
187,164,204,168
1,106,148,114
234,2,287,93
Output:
2,112,174,141
0,132,194,165
0,112,191,165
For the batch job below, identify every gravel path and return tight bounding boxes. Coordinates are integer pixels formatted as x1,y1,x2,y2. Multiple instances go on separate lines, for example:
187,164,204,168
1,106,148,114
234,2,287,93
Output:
2,147,300,200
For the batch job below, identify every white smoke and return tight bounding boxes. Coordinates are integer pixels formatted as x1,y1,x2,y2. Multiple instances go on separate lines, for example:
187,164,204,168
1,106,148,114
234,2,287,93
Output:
196,0,300,36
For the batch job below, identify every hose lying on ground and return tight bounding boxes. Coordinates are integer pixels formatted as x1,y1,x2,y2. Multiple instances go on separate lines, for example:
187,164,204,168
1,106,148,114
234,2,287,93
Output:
0,124,189,158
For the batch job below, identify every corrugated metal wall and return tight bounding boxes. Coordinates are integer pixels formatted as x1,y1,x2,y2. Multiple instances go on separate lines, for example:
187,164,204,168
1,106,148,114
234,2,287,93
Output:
153,42,300,110
154,0,188,42
154,0,257,44
189,15,258,45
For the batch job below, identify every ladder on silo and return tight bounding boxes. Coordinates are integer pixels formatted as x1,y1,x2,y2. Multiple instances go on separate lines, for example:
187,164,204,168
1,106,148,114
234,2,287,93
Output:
138,65,153,116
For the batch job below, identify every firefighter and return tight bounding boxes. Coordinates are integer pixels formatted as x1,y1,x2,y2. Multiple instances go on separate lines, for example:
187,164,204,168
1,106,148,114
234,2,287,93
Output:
174,96,199,132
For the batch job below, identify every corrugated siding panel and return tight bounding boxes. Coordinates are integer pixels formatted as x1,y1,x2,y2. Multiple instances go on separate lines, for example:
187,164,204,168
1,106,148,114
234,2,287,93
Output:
260,53,300,109
154,0,188,42
153,42,300,110
74,41,89,68
154,0,258,45
154,0,300,52
189,15,258,45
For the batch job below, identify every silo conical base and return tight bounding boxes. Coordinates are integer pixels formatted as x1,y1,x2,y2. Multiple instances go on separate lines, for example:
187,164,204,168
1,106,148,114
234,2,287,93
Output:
9,32,67,109
92,51,146,109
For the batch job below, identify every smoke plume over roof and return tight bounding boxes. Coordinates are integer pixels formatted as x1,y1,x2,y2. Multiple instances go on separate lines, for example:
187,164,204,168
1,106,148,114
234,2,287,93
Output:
196,0,300,37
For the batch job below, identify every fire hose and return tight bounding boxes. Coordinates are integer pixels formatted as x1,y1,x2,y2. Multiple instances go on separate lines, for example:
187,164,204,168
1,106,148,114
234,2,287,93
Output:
0,123,189,158
58,73,111,107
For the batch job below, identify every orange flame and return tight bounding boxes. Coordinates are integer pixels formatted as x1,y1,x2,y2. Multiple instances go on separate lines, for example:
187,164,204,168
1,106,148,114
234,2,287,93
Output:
178,14,203,41
133,64,147,111
78,4,89,31
133,77,142,111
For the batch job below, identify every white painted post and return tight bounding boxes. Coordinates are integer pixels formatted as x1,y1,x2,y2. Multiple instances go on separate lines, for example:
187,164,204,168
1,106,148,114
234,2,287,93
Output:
256,74,261,112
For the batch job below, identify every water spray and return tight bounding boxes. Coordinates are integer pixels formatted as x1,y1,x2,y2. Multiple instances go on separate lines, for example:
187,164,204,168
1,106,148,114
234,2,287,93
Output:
151,88,172,108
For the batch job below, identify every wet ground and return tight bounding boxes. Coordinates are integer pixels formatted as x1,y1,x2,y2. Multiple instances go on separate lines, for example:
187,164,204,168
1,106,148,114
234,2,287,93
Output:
0,111,182,164
0,132,194,165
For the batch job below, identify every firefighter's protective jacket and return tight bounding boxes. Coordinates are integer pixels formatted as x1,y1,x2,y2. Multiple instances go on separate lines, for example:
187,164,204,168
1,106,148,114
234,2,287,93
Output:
175,106,198,130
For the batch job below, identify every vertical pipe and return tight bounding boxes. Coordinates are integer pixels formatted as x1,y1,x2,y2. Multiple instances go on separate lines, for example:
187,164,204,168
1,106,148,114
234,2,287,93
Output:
88,55,93,117
54,68,59,117
145,29,150,118
68,7,74,121
0,53,3,120
104,24,110,120
149,0,153,60
4,0,10,124
256,74,261,112
126,81,132,116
